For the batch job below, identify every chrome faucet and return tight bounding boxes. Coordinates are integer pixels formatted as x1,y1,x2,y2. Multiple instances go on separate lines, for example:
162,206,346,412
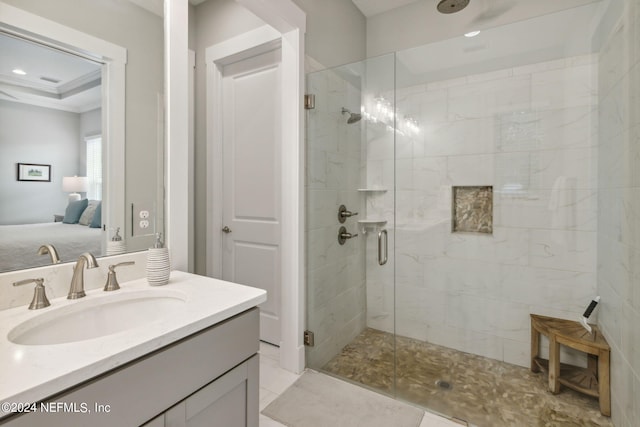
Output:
68,252,99,299
38,244,61,264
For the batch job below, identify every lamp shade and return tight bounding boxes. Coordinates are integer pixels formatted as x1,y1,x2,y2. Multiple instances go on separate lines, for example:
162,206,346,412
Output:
62,176,89,193
63,176,89,202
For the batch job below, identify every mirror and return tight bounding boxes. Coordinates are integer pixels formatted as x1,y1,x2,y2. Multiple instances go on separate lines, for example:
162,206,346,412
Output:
0,0,165,273
0,33,106,271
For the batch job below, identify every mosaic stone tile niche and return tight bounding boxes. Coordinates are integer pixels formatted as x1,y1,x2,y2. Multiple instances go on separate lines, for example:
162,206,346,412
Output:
452,186,493,234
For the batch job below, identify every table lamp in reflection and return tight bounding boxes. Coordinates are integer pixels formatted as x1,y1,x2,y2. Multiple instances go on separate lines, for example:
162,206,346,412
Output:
62,176,88,202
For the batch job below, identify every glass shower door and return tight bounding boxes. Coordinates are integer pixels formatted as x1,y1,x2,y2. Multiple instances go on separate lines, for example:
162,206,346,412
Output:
305,54,397,398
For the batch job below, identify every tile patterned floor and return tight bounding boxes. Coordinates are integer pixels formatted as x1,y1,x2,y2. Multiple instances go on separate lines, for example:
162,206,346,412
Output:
258,342,464,427
259,342,300,427
322,328,613,427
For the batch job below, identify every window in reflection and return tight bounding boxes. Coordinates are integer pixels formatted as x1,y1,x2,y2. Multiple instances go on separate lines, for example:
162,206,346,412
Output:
86,136,102,200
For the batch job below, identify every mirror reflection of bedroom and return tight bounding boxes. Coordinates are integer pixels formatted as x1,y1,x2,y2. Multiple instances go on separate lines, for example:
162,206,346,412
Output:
0,32,104,272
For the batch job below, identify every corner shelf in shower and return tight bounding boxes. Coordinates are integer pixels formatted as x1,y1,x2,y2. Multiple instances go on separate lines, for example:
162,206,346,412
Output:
358,219,387,234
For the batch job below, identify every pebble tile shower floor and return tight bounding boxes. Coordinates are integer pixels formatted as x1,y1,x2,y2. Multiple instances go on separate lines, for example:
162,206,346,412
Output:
322,328,613,427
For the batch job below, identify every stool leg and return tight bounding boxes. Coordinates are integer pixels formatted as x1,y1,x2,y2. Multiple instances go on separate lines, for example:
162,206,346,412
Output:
549,335,560,394
531,326,540,372
598,350,611,416
587,354,597,375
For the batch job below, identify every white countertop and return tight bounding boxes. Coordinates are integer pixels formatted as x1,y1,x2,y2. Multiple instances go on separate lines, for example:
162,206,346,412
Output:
0,271,266,417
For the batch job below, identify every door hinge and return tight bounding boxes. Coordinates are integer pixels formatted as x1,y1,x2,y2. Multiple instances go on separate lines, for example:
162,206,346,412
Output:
304,94,315,110
303,330,315,346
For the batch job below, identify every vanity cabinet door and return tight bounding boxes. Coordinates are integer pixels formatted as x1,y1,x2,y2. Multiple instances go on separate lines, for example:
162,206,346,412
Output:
165,355,258,427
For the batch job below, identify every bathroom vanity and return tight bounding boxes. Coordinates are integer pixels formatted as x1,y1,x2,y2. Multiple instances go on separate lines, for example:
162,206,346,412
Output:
0,271,266,426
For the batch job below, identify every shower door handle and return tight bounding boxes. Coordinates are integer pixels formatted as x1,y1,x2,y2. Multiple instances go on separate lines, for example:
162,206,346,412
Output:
378,229,388,266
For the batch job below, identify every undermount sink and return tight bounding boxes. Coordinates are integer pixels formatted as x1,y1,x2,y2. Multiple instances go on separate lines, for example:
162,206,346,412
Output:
8,289,187,346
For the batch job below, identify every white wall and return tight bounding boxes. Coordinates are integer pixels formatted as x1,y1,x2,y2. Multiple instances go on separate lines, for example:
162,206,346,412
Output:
596,0,640,424
292,0,365,68
80,109,102,140
0,104,102,225
0,100,81,224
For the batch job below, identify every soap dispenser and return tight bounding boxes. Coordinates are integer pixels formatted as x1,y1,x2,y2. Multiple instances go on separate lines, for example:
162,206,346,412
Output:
146,232,170,286
106,227,126,255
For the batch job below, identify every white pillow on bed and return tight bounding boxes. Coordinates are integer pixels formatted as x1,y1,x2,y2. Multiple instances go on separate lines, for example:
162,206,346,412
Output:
79,200,100,226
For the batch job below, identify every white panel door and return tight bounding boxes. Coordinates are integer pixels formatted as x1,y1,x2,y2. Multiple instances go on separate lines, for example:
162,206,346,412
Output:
221,48,281,345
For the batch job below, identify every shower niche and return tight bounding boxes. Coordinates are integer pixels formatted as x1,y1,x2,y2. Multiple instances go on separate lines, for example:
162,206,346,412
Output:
451,186,493,234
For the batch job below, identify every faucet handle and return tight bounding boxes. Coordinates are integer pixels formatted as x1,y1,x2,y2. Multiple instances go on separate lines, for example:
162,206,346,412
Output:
13,278,51,310
103,261,136,292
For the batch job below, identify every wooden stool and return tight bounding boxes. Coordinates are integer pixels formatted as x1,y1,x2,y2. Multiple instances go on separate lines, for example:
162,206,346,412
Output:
530,314,610,416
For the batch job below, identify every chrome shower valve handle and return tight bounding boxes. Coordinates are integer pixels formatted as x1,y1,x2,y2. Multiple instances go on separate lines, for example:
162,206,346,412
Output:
338,205,359,223
338,226,358,245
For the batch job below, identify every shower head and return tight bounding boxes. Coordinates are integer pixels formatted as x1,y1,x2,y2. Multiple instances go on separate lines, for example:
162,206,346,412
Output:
437,0,470,14
341,107,362,124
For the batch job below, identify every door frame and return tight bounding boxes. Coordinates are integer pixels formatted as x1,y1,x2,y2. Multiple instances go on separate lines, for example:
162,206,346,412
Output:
205,3,306,374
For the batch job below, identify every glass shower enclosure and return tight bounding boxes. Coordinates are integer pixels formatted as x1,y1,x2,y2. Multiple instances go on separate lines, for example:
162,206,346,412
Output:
305,1,633,426
305,54,396,392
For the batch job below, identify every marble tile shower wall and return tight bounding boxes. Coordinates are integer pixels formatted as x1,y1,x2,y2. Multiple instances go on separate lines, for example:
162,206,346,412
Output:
365,53,600,369
305,69,366,369
596,1,640,425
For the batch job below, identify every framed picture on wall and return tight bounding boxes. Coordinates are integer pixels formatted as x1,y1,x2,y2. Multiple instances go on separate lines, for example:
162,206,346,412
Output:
17,163,51,182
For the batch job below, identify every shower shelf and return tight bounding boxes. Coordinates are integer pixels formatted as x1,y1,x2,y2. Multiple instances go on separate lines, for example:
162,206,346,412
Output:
358,219,387,234
357,188,387,193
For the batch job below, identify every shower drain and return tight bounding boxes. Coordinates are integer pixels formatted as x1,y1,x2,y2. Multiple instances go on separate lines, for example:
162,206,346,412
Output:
435,379,452,390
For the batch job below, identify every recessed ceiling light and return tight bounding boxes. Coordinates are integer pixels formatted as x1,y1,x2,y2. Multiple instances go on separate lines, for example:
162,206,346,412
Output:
464,31,481,38
12,68,27,75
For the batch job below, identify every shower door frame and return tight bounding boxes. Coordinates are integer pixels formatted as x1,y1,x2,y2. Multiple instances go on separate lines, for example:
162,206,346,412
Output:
304,54,398,397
